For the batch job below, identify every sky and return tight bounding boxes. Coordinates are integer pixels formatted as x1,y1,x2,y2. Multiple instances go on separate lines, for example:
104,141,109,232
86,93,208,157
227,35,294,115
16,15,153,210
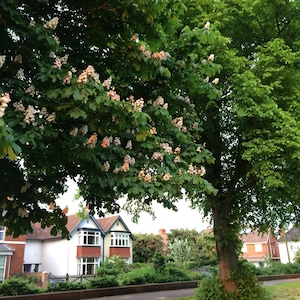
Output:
56,179,211,234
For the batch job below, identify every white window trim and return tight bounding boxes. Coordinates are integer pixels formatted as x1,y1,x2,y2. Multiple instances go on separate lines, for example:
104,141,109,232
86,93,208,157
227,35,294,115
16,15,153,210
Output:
110,232,129,247
78,230,101,246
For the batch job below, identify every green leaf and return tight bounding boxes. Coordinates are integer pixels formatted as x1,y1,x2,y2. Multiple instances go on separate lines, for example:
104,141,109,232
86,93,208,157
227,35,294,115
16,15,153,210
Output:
68,108,87,119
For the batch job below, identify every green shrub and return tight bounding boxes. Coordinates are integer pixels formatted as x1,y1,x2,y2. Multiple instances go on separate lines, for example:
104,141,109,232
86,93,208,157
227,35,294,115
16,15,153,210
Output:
119,266,161,285
165,266,191,282
0,277,41,296
46,281,86,292
96,266,117,277
101,256,129,274
152,251,166,273
88,275,119,288
195,261,271,300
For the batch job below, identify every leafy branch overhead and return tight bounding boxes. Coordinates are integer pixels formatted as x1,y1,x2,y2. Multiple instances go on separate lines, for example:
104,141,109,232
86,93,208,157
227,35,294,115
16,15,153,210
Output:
0,1,219,238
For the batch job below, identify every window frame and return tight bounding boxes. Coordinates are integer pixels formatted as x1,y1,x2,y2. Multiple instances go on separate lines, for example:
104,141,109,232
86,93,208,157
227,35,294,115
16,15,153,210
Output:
110,232,129,247
77,257,100,275
78,230,101,246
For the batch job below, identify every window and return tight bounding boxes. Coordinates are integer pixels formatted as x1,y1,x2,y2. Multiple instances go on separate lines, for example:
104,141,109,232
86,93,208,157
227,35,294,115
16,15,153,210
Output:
0,256,5,281
0,226,5,241
110,233,129,247
254,243,263,252
241,244,247,253
23,264,31,273
77,257,99,275
78,231,100,245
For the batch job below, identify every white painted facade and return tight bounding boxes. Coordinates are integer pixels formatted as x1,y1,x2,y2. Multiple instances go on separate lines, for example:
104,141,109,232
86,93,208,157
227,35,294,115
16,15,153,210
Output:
24,215,134,276
278,241,300,264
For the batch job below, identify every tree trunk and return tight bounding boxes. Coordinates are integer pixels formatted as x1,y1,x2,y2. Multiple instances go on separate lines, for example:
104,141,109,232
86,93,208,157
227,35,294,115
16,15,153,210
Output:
212,196,239,294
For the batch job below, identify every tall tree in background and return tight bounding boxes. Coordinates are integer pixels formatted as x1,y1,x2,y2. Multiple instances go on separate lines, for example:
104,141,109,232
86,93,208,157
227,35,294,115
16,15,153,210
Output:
179,0,300,294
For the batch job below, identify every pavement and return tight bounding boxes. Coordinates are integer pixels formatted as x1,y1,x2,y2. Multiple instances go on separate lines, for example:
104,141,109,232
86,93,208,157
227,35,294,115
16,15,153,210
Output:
84,277,300,300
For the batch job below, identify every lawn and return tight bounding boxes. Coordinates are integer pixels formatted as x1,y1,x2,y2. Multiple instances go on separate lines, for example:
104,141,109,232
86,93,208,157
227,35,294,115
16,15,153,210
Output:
265,282,300,300
173,282,300,300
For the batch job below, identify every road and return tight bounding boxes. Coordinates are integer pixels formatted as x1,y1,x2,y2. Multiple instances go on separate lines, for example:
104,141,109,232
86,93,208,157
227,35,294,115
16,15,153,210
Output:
84,277,300,300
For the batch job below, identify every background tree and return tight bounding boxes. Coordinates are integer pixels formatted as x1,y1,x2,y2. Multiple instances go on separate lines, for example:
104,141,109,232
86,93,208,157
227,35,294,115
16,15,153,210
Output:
132,233,164,263
178,0,300,294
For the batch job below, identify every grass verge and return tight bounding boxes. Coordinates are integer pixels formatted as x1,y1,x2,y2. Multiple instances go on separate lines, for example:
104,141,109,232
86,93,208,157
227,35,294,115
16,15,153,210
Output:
174,282,300,300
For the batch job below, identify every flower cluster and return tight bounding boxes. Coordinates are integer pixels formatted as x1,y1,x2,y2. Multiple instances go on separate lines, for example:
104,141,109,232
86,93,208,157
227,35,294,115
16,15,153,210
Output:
187,164,206,176
138,169,152,183
25,85,35,97
77,65,100,84
139,44,171,61
113,155,135,173
163,173,171,181
107,87,121,101
102,161,110,172
0,92,11,118
16,68,25,80
204,21,210,30
152,152,164,161
14,54,22,64
69,125,88,136
18,208,29,218
86,133,98,149
44,17,59,30
102,77,112,90
0,55,6,68
24,105,36,125
53,54,68,69
159,142,172,154
132,97,144,112
172,116,183,130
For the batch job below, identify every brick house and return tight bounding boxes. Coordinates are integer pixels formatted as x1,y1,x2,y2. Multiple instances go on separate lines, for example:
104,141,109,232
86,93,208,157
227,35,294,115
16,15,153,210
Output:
23,214,134,277
240,229,280,267
0,226,26,281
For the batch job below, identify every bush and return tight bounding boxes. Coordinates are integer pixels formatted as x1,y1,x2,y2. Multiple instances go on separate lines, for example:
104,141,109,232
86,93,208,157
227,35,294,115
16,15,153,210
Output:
165,266,191,282
0,277,41,296
194,261,271,300
119,266,164,285
96,266,117,277
152,251,166,273
46,281,86,292
101,256,129,274
88,275,119,288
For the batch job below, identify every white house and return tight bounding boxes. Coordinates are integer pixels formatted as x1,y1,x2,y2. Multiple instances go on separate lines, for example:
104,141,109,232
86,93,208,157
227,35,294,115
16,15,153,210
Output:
277,227,300,263
24,214,134,276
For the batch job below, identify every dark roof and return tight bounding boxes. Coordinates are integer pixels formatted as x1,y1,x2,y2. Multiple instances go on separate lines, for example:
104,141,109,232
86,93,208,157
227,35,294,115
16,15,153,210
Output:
277,227,300,242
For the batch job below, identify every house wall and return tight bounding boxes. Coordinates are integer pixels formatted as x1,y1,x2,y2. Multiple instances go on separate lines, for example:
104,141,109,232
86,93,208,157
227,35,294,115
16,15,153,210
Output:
278,241,300,263
24,240,42,265
38,217,104,276
4,233,26,276
103,220,133,263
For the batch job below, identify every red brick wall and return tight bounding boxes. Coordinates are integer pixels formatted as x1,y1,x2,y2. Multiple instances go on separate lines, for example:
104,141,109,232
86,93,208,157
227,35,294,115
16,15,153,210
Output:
77,246,101,258
109,247,130,258
4,233,26,277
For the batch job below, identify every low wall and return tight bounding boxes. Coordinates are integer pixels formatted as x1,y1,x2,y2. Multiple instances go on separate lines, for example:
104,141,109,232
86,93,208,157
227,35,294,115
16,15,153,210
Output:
2,274,300,300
